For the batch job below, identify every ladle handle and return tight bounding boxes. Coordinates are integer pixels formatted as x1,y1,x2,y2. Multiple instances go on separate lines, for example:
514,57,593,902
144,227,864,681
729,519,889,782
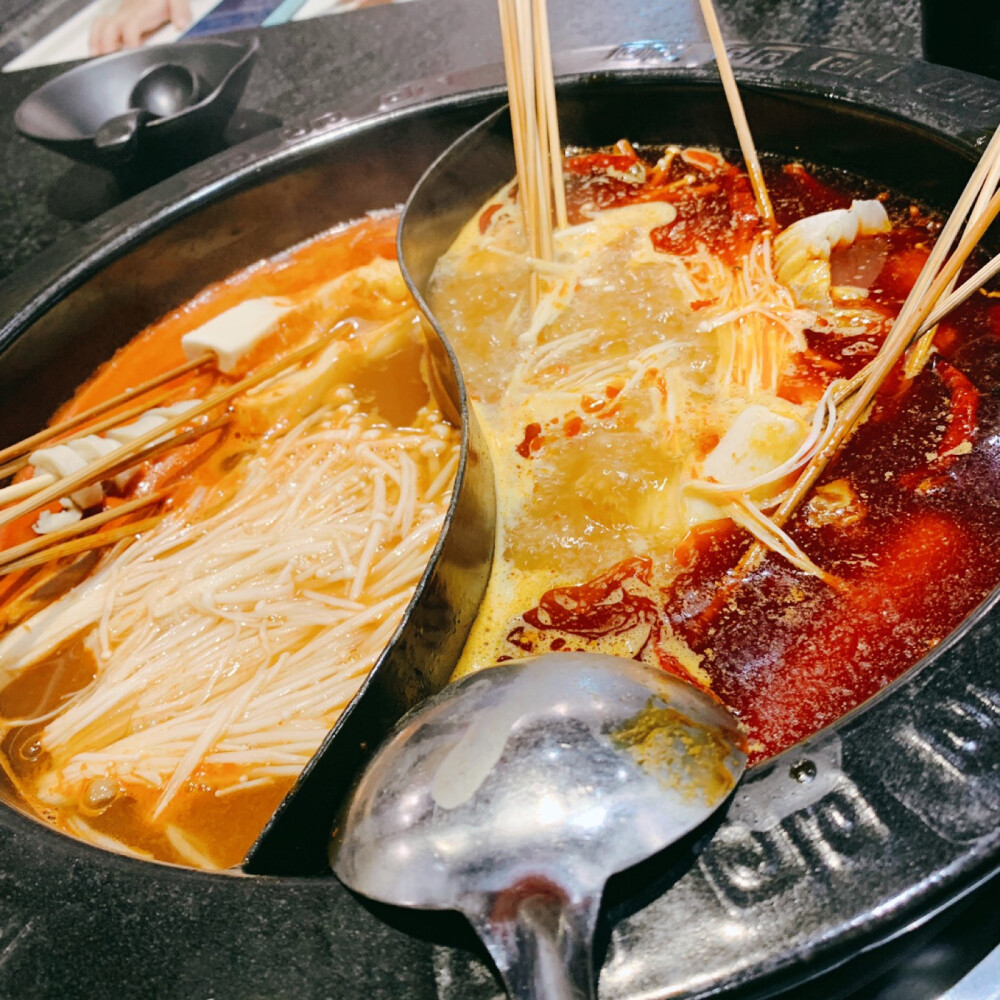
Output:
467,893,600,1000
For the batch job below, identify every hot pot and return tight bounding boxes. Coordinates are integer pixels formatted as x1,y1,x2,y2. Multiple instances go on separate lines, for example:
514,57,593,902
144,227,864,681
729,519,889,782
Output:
0,40,998,1000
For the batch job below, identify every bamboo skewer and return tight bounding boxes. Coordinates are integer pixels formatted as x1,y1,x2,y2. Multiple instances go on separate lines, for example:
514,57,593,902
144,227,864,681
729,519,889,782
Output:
0,319,362,532
0,517,164,577
0,413,224,533
498,0,567,306
529,12,553,262
920,249,1000,333
0,385,179,485
518,0,548,263
0,456,31,482
0,490,168,574
0,474,55,507
697,0,776,227
532,0,567,230
0,413,229,558
498,0,530,231
0,356,209,470
737,126,1000,576
498,0,537,305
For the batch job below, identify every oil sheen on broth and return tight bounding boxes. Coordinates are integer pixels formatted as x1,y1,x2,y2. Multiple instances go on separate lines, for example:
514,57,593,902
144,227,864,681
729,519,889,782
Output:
0,215,460,868
428,142,1000,762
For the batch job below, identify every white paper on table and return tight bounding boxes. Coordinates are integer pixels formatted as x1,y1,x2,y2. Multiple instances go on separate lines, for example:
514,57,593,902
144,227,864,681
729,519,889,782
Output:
4,0,223,73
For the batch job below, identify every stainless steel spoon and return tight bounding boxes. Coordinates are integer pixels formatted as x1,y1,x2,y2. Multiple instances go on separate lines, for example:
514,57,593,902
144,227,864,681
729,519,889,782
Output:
330,651,747,1000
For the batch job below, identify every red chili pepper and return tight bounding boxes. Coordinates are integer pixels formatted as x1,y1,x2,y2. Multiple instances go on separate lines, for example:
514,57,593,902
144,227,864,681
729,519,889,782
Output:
934,359,979,461
521,556,656,640
478,203,502,234
725,172,761,249
897,359,980,491
683,149,724,173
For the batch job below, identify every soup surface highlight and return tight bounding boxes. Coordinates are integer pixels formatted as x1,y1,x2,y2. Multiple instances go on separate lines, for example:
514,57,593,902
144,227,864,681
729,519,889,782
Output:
0,214,460,868
428,142,1000,762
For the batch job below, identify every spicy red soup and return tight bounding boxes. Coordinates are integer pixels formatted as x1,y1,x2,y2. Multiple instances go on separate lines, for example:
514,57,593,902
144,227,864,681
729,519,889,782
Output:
431,141,1000,762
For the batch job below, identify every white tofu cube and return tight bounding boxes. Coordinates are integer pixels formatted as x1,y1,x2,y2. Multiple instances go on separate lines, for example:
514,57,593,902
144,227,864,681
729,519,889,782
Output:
181,298,292,373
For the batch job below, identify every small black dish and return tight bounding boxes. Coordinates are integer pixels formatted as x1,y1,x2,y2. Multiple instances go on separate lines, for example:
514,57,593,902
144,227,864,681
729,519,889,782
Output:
14,37,258,174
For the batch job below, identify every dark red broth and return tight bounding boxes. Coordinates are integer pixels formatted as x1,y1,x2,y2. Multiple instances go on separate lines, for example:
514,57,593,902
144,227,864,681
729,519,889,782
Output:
504,145,1000,762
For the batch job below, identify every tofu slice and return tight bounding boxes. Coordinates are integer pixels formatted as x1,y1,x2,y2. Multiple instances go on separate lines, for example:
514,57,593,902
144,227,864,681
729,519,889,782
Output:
181,298,292,373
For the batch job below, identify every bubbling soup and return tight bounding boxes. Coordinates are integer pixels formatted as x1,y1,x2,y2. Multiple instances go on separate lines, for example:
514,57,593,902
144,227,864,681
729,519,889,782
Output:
0,214,460,869
428,142,1000,762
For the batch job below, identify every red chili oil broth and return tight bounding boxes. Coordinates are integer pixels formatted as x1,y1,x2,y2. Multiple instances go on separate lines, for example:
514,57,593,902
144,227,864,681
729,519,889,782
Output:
504,147,1000,763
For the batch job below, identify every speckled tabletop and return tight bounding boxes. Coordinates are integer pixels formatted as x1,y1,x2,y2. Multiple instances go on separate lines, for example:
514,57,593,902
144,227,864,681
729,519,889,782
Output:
0,0,925,279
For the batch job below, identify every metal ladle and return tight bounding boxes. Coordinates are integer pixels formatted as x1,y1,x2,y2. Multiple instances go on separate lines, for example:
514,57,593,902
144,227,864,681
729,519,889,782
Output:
93,63,201,158
331,651,747,1000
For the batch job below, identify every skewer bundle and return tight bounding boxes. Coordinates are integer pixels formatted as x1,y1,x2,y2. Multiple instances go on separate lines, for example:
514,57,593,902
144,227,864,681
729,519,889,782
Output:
498,0,774,255
497,0,567,276
739,124,1000,575
0,319,375,575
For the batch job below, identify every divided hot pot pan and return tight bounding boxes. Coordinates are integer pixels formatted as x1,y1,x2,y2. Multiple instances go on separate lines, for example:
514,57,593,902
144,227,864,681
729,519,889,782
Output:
0,40,999,999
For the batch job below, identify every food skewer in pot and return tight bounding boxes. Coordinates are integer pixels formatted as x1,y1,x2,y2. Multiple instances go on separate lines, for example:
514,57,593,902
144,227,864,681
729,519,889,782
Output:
737,122,1000,577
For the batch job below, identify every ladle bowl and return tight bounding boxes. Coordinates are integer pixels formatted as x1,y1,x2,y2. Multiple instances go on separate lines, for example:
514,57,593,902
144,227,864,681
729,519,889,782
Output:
332,652,747,999
130,63,200,119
